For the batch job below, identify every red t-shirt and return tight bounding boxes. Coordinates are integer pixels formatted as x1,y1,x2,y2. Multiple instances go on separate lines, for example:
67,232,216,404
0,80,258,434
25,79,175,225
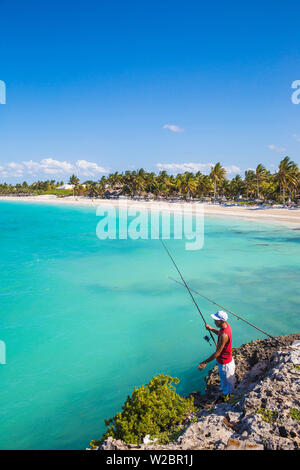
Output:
217,323,233,365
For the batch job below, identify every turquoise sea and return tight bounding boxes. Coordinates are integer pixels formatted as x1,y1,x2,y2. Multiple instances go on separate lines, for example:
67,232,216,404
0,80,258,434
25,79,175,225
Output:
0,201,299,449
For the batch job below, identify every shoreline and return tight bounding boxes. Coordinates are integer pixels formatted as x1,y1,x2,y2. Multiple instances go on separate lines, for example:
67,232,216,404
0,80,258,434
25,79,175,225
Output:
0,195,300,227
99,333,300,451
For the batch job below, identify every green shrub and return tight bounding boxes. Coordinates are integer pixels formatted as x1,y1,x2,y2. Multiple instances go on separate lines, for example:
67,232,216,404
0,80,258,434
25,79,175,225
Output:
93,374,196,446
290,408,300,421
255,408,278,423
226,394,242,405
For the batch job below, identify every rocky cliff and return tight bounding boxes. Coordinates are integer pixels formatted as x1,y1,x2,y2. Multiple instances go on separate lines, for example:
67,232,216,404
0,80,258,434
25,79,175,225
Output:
100,333,300,451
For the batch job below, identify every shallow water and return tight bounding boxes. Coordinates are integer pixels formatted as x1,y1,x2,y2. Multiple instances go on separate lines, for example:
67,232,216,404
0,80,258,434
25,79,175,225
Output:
0,201,299,449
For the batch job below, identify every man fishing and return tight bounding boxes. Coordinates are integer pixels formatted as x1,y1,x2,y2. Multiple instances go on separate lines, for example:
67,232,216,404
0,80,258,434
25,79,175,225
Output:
197,310,235,400
160,241,237,400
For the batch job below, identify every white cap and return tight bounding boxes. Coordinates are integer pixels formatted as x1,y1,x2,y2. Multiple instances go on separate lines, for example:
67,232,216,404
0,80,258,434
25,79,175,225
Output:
211,310,228,321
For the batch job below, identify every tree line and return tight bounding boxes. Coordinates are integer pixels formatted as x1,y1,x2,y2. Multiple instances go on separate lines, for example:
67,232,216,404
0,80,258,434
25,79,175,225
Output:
0,157,299,204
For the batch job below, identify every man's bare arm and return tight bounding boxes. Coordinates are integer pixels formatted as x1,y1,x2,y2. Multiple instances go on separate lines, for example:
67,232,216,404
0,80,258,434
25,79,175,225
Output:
205,324,219,335
197,333,228,369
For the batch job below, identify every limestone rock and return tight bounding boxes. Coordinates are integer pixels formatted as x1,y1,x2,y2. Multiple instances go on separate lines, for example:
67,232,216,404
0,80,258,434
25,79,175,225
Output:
98,333,300,451
225,438,264,450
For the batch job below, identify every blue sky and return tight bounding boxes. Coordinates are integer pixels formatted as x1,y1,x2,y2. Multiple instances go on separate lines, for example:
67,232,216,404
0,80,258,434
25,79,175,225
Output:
0,0,300,183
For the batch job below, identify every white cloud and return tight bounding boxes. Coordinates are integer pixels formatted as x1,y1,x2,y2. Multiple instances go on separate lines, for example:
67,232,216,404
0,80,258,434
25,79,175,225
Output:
156,162,213,173
8,162,23,169
156,162,241,176
40,158,75,175
0,158,109,179
162,124,184,133
23,160,42,172
21,159,75,176
224,165,241,175
268,144,287,152
76,160,108,177
6,162,24,177
0,166,7,177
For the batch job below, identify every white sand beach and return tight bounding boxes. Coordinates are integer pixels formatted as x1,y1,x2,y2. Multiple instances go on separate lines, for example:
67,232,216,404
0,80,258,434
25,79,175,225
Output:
0,195,300,226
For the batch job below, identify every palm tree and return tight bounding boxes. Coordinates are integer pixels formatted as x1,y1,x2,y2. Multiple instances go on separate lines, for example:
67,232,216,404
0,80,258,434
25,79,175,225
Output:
68,174,80,197
108,172,121,189
85,181,103,198
210,163,226,199
170,174,181,198
229,175,244,199
276,157,298,205
255,164,268,199
196,174,214,198
181,173,197,200
69,174,80,185
156,171,172,198
135,175,146,197
244,170,256,199
221,178,230,199
287,162,299,203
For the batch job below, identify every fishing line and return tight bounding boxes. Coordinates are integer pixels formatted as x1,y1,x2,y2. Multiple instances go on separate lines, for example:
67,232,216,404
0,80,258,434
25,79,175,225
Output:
160,239,216,346
169,276,285,347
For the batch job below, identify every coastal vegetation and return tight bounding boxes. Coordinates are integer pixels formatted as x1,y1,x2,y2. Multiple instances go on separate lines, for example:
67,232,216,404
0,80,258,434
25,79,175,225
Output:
90,374,196,447
0,157,299,205
289,408,300,421
254,408,279,424
97,335,300,451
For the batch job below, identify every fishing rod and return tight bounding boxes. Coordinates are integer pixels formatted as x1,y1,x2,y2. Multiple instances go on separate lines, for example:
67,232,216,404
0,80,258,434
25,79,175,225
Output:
160,239,216,346
169,276,285,347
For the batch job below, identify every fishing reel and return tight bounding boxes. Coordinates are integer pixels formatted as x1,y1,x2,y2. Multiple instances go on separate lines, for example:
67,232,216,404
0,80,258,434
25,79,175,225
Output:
203,335,212,346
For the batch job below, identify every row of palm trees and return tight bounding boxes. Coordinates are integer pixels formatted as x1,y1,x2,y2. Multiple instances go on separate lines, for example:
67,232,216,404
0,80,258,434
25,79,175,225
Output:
0,179,64,194
80,157,299,204
0,157,299,204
